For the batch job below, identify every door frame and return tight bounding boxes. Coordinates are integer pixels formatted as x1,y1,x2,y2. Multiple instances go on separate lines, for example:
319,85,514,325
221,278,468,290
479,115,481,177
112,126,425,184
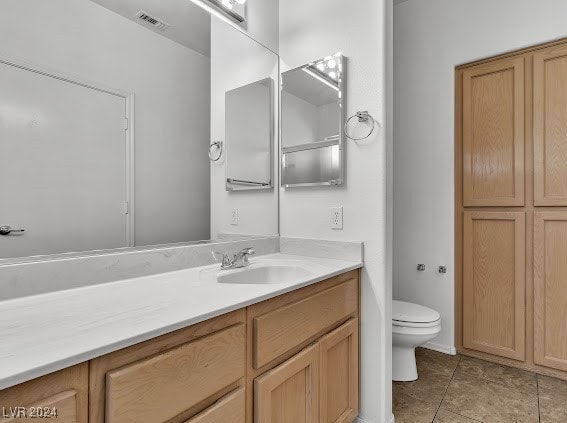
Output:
0,53,135,252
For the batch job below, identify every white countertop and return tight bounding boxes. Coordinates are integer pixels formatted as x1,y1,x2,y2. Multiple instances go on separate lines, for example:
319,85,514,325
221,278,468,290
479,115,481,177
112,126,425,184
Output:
0,253,362,390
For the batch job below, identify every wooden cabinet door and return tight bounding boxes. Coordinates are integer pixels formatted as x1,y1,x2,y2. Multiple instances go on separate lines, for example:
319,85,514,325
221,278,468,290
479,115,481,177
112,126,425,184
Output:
0,364,88,423
462,57,525,206
254,344,319,423
319,319,359,423
534,212,567,371
534,45,567,205
463,211,526,360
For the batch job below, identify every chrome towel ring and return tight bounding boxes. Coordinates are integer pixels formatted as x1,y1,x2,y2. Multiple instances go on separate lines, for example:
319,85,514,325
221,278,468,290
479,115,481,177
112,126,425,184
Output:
344,111,375,141
208,141,223,161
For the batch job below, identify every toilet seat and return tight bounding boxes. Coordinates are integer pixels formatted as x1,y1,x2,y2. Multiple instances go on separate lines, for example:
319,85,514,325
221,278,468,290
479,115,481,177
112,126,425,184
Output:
393,319,441,329
392,300,440,328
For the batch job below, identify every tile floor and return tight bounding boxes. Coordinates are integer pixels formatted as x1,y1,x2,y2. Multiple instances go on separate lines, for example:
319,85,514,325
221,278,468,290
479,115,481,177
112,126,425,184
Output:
393,348,567,423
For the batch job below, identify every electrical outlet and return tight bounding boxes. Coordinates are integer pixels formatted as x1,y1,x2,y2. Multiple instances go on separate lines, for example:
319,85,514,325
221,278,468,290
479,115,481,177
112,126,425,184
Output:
230,209,239,226
330,206,343,230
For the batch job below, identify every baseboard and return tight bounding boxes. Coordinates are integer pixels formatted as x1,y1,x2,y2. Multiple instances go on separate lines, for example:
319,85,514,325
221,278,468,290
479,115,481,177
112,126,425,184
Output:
355,414,395,423
423,341,457,355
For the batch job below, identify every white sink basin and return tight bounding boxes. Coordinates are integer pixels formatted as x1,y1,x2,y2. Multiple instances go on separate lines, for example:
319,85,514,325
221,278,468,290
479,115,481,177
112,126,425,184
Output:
217,265,312,285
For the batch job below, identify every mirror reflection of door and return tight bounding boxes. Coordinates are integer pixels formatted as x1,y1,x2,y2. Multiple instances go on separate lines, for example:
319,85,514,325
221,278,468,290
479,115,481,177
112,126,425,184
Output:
225,78,273,191
0,60,130,260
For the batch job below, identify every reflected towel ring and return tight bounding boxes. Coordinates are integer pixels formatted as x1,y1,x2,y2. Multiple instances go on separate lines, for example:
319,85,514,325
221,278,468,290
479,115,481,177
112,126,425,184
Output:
344,111,375,141
208,141,223,161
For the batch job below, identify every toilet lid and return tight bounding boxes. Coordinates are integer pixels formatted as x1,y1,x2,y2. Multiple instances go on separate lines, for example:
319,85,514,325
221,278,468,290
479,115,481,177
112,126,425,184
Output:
392,300,440,324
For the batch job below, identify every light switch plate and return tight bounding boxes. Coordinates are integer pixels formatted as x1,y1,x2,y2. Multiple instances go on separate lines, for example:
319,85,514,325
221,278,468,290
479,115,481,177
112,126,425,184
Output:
330,207,343,230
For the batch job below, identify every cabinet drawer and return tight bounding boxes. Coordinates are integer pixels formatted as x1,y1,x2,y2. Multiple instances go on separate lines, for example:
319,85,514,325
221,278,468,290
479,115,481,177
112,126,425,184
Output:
0,364,87,423
1,390,77,423
253,278,358,369
106,324,245,423
184,387,244,423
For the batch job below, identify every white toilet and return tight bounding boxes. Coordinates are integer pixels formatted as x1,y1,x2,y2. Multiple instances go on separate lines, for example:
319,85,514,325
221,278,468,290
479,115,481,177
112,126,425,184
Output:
392,300,441,382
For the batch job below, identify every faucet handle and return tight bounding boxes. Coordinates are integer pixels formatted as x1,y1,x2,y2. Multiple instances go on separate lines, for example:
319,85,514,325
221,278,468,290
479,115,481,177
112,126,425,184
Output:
212,251,232,267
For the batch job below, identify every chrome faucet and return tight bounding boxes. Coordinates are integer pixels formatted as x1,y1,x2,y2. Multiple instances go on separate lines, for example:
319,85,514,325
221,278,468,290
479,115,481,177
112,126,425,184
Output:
213,247,256,270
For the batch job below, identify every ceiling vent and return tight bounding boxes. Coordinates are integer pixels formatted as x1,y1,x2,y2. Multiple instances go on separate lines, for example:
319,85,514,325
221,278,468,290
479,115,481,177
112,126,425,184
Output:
135,11,169,31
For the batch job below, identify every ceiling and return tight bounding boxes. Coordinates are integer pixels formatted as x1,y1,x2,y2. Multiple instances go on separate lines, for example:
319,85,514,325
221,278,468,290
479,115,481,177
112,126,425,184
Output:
91,0,211,57
283,68,339,107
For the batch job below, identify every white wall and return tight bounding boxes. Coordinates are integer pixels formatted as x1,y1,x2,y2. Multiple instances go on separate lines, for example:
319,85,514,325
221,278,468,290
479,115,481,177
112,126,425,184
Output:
281,91,319,146
279,1,392,422
210,18,279,238
1,0,211,247
394,0,567,352
243,0,279,53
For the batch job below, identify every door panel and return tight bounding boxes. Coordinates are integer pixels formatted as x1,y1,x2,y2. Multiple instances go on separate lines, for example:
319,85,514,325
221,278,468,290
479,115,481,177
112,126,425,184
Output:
319,319,358,423
463,211,525,360
534,45,567,205
254,344,319,423
0,60,129,259
534,212,567,371
462,57,525,206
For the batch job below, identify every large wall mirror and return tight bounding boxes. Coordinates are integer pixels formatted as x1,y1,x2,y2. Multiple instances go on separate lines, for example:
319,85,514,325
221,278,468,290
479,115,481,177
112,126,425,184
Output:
281,53,345,187
0,0,278,261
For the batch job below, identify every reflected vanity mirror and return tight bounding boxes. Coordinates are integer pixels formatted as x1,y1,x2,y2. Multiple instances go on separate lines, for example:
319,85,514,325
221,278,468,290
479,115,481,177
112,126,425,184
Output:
0,0,278,261
281,53,345,187
225,78,274,191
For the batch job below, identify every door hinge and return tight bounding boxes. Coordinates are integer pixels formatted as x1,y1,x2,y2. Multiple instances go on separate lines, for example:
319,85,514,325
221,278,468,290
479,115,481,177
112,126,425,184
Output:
123,118,129,130
124,201,130,214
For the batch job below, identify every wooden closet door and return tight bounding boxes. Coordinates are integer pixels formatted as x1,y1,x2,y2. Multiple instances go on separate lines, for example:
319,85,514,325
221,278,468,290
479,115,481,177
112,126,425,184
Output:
463,211,526,360
534,45,567,205
534,212,567,371
462,57,525,206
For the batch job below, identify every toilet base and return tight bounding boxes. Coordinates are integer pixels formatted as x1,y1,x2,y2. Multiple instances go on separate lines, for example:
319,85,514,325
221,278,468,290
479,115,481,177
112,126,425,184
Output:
392,345,418,382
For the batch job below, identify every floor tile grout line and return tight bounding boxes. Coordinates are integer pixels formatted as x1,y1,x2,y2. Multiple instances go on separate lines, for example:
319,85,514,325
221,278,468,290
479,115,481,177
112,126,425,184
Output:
432,356,487,423
431,354,462,422
401,350,551,423
441,359,539,423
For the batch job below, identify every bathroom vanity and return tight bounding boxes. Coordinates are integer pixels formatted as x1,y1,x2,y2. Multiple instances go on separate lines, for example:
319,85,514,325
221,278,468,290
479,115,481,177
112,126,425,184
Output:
0,250,361,423
0,0,364,421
